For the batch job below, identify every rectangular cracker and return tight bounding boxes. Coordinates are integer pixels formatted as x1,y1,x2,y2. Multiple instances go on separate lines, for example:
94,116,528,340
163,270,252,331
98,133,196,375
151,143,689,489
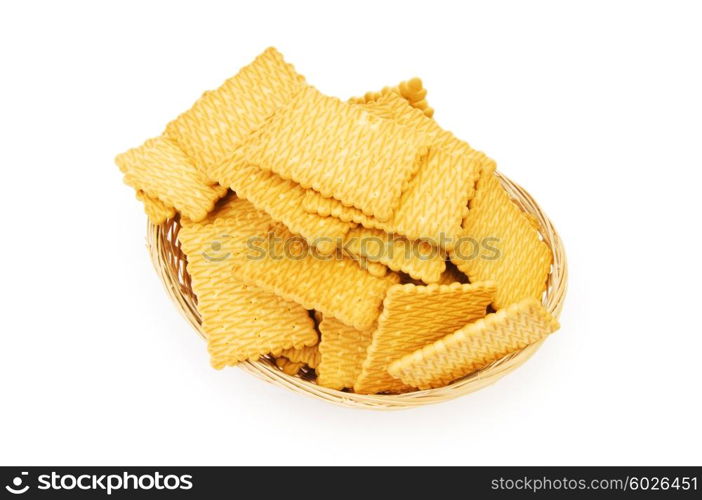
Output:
206,81,437,252
117,48,304,222
207,161,354,255
136,190,176,225
303,93,489,247
178,207,317,368
449,165,552,309
343,227,446,283
180,197,399,330
388,298,560,389
354,281,496,394
234,222,400,330
317,317,374,390
400,146,486,248
166,47,306,177
235,85,429,221
117,136,228,222
201,280,318,369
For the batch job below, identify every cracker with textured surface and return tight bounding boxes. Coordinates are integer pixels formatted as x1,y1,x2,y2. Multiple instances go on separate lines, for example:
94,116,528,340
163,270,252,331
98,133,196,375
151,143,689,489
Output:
178,204,317,368
181,197,399,330
208,79,437,249
354,281,496,394
235,85,428,221
303,93,488,246
389,299,559,389
117,136,228,222
136,190,176,225
449,167,552,309
317,317,374,390
117,48,301,222
208,162,353,254
279,344,321,369
305,148,488,246
232,222,400,330
207,77,438,245
180,193,275,235
166,47,306,178
343,227,445,283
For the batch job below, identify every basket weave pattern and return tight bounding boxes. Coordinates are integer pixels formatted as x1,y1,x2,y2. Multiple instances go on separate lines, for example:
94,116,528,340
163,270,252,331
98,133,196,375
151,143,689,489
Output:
147,172,567,409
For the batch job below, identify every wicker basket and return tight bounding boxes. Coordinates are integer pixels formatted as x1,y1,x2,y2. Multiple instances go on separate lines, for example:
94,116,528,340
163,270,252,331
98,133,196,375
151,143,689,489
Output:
147,172,567,409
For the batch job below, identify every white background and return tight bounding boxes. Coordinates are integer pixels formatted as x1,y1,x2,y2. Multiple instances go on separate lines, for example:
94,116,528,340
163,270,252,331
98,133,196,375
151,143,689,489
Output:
1,0,700,466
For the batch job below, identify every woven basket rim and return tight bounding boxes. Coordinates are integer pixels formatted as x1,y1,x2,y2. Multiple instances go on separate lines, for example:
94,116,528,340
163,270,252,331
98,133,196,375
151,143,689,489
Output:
146,171,567,410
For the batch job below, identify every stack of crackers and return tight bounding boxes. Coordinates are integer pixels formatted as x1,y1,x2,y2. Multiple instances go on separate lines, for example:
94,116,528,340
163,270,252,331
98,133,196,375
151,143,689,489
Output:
116,48,560,394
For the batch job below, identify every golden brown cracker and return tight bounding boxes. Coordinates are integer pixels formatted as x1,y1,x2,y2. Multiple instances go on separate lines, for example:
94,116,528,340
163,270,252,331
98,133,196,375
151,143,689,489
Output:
206,78,440,251
303,93,487,246
235,85,429,221
207,161,353,254
182,197,399,330
117,48,303,223
136,190,176,225
178,210,317,367
388,299,559,389
178,199,317,367
201,280,317,369
305,148,488,247
353,281,496,394
166,47,306,178
180,192,275,235
343,227,445,283
449,167,552,309
205,83,444,252
233,222,400,330
317,317,374,390
379,146,487,246
117,136,228,222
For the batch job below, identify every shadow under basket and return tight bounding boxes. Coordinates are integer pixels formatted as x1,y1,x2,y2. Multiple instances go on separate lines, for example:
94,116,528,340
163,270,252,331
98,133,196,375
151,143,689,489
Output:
147,172,568,410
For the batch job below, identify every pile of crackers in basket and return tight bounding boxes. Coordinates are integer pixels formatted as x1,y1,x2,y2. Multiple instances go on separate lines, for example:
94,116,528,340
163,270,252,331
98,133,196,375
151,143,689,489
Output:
116,48,559,393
